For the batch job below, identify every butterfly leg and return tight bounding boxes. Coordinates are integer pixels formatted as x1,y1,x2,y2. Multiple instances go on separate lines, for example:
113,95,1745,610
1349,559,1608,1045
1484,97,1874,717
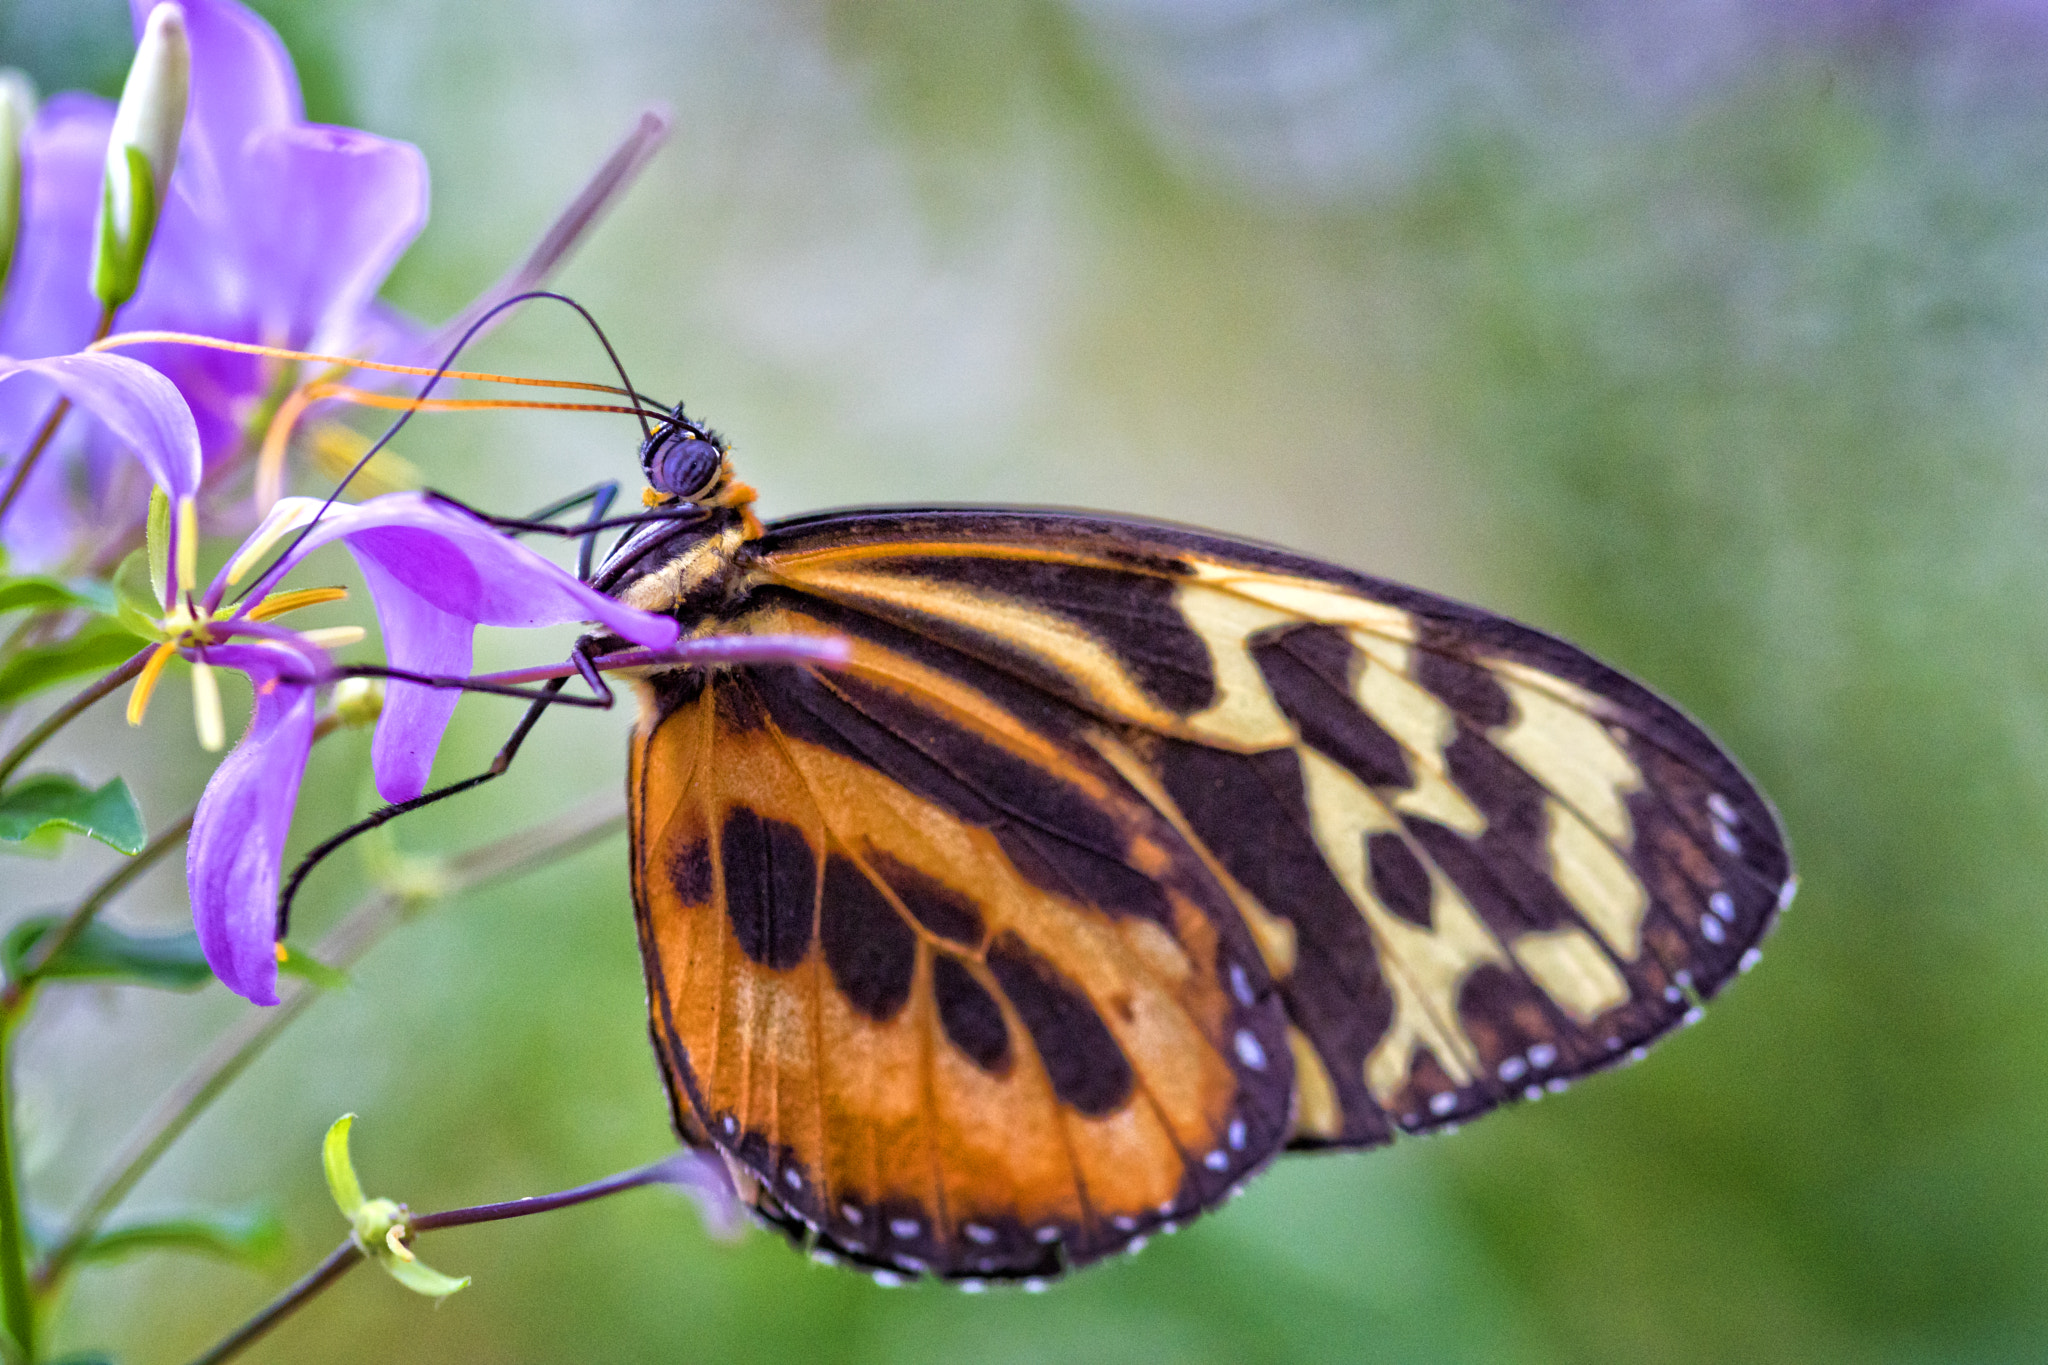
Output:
275,636,620,939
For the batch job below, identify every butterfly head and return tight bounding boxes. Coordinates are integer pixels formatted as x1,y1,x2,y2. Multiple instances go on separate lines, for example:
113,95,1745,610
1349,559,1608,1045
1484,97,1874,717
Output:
639,403,760,534
641,406,729,502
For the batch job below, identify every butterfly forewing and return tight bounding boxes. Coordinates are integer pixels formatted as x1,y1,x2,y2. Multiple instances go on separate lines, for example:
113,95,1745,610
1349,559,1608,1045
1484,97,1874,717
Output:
626,506,1792,1281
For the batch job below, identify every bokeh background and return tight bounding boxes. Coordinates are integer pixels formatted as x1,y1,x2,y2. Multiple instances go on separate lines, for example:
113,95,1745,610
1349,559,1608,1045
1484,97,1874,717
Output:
4,0,2046,1361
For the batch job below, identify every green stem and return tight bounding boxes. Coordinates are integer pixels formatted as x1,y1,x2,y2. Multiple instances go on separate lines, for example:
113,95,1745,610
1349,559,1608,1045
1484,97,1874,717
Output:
182,1239,359,1365
0,650,150,789
32,792,625,1294
0,1029,33,1362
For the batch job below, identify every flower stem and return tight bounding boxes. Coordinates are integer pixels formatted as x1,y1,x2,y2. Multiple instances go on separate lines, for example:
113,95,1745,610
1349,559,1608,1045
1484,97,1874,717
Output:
0,399,72,532
0,308,116,530
0,649,151,789
0,1027,33,1363
409,1153,699,1233
33,792,626,1293
189,1152,693,1365
0,809,196,1017
182,1239,359,1365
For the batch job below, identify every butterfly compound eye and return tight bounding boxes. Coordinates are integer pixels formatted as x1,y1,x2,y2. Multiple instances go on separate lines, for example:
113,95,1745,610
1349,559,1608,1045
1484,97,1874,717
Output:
643,426,723,499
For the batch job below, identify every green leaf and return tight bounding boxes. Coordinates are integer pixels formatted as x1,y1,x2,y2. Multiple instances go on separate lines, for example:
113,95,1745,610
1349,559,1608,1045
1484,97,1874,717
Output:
0,617,147,706
3,915,208,990
72,1206,282,1268
0,775,145,854
0,575,115,617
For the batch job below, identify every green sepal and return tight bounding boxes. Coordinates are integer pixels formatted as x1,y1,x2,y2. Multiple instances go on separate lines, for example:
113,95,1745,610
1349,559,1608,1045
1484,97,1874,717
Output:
0,617,149,706
322,1114,365,1217
0,775,145,855
145,486,170,606
385,1251,471,1299
3,915,206,990
110,551,165,641
0,575,116,617
321,1115,470,1299
70,1206,282,1268
91,145,156,311
276,945,348,990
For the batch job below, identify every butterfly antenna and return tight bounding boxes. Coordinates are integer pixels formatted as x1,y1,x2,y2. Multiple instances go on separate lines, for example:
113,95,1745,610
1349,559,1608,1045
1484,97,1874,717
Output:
238,289,660,604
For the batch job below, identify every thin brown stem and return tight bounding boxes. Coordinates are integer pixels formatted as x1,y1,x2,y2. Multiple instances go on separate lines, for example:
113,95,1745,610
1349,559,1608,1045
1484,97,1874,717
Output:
0,308,116,529
0,400,74,531
0,650,150,789
33,791,626,1293
182,1239,360,1365
191,1152,693,1365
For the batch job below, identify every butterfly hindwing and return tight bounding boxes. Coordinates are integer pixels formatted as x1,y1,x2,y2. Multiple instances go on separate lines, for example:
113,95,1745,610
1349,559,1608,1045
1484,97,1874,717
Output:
629,635,1296,1281
627,505,1792,1280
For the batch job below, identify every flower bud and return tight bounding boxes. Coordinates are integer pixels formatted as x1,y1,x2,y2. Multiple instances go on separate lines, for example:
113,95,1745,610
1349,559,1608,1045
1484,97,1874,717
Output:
0,71,33,299
330,676,385,729
92,4,189,311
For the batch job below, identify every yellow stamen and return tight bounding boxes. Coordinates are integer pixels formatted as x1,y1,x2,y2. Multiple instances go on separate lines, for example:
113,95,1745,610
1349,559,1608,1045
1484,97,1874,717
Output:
175,496,199,596
275,943,289,964
298,626,366,649
309,421,420,495
225,498,325,586
385,1226,415,1262
191,660,224,752
248,585,348,621
126,642,176,727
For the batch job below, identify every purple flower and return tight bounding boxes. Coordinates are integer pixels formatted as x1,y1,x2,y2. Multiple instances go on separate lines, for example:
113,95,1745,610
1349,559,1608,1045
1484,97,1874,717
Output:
233,493,682,803
116,0,426,443
0,0,428,568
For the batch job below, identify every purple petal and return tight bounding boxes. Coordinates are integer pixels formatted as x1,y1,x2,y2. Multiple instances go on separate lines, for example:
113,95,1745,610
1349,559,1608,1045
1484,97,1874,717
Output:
186,643,320,1006
252,493,677,801
0,94,112,362
240,123,428,353
0,352,202,500
354,552,470,804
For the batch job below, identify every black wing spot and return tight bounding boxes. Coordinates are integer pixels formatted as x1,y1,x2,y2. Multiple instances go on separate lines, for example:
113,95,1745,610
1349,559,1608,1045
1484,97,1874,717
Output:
870,853,985,947
1250,624,1410,789
720,808,816,970
820,854,916,1020
1366,831,1432,928
986,931,1133,1117
670,836,713,905
933,954,1012,1073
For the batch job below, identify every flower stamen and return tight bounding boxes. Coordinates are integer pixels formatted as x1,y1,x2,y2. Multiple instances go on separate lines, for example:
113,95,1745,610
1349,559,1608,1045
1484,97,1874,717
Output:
190,659,224,751
248,585,348,621
126,641,177,727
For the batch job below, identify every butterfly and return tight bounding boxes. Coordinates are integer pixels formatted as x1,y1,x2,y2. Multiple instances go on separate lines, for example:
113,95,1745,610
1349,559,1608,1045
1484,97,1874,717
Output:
591,409,1793,1290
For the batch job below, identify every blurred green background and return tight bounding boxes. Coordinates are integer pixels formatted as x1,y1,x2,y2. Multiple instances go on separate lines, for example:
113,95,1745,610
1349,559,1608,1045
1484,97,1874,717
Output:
5,0,2046,1361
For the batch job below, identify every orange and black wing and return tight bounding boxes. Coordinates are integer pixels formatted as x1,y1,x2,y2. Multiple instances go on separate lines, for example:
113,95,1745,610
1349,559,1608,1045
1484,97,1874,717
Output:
627,508,1792,1284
